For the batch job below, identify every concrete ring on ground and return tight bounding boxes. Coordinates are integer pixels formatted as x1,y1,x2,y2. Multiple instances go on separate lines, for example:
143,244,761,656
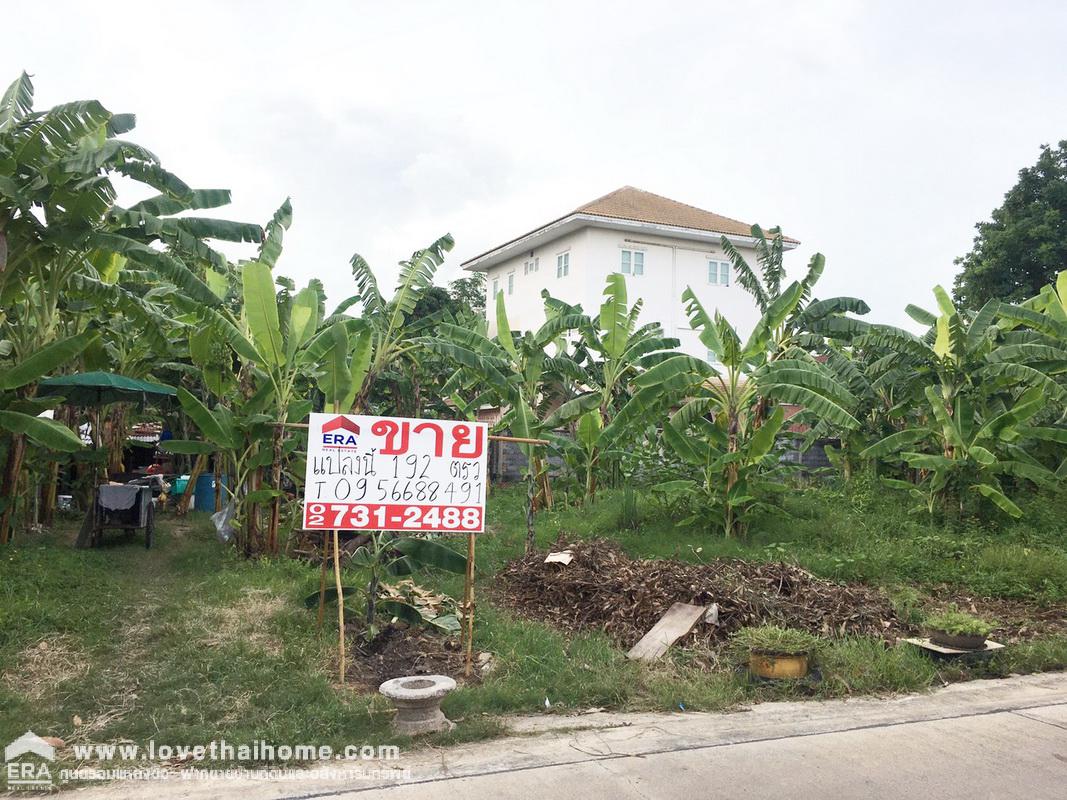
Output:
379,675,457,736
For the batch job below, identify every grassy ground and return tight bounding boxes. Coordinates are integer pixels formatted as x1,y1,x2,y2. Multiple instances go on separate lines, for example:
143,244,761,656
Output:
485,478,1067,601
2,478,1066,775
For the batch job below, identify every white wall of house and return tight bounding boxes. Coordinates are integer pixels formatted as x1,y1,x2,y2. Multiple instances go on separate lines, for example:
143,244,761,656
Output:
483,228,592,339
482,225,765,361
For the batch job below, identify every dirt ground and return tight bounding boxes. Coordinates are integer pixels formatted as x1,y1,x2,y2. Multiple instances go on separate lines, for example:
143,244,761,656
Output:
341,539,1067,689
346,624,478,691
495,538,1067,649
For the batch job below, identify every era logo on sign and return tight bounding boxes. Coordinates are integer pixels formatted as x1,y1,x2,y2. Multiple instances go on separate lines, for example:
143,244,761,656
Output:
322,417,361,447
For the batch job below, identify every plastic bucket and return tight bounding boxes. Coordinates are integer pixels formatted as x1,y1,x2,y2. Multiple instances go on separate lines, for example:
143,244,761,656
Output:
193,473,226,512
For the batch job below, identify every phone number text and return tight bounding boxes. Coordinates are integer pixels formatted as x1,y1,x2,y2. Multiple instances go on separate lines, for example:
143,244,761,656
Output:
303,503,483,532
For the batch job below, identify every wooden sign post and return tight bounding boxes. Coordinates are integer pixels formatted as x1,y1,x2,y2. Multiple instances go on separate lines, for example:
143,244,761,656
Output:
332,529,345,683
463,532,476,676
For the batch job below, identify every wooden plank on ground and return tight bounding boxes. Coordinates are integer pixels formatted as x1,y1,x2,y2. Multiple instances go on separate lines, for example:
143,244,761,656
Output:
626,602,707,662
903,637,1005,655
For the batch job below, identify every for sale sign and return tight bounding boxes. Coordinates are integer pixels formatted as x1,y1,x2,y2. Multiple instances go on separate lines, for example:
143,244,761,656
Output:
302,413,488,533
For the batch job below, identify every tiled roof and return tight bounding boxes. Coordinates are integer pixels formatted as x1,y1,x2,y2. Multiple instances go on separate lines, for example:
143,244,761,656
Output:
576,186,797,243
462,186,796,268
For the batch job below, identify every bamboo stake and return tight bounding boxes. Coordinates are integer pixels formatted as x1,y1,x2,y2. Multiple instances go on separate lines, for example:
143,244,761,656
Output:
524,467,537,553
333,529,345,684
316,533,329,630
326,401,343,659
463,531,476,678
247,467,262,553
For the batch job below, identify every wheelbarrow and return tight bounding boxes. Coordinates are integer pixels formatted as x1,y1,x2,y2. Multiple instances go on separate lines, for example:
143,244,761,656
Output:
83,484,156,549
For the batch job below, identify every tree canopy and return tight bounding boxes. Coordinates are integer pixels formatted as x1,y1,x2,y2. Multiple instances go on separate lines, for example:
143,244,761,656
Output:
448,272,486,316
953,141,1067,309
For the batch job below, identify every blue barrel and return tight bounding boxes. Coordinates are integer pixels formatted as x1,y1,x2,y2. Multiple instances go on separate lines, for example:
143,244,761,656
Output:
193,474,226,512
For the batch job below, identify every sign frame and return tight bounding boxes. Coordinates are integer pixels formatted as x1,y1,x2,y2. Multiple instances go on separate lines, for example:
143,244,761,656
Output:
301,412,489,534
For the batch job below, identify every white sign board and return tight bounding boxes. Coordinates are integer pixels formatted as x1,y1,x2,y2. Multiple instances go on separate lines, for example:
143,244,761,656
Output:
302,413,488,533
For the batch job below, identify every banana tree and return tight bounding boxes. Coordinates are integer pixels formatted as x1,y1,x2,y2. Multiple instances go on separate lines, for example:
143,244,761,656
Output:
992,270,1067,414
163,378,305,556
722,231,870,435
426,289,589,513
852,287,1003,443
162,206,322,554
0,72,260,542
540,273,678,502
798,343,903,481
860,383,1056,517
545,410,617,504
339,235,454,413
721,227,870,359
304,319,372,413
653,405,792,533
0,72,260,362
984,269,1067,478
0,333,96,540
242,261,322,551
634,281,860,535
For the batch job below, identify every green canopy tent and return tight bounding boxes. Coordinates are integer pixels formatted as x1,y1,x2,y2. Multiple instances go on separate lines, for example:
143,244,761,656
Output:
37,370,177,471
37,371,178,473
37,371,177,407
36,372,178,549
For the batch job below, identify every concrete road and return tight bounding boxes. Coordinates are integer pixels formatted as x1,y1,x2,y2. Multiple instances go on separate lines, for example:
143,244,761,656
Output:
62,672,1067,799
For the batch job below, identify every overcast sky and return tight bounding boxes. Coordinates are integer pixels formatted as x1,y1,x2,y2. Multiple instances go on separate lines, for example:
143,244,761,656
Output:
8,1,1067,328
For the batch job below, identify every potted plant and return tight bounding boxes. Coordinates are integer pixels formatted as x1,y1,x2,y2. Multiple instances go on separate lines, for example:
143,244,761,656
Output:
731,625,822,680
925,607,994,650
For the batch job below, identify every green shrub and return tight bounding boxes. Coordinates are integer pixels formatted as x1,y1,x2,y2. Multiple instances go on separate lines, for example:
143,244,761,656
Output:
729,625,822,656
925,607,994,637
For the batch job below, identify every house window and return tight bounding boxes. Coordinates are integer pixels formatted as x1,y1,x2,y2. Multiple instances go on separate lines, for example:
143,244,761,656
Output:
492,277,500,297
620,249,644,276
556,252,570,278
524,257,539,275
507,271,515,295
708,259,730,286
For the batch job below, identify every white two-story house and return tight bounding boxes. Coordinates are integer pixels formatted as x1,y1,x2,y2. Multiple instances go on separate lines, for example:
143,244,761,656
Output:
461,186,798,360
